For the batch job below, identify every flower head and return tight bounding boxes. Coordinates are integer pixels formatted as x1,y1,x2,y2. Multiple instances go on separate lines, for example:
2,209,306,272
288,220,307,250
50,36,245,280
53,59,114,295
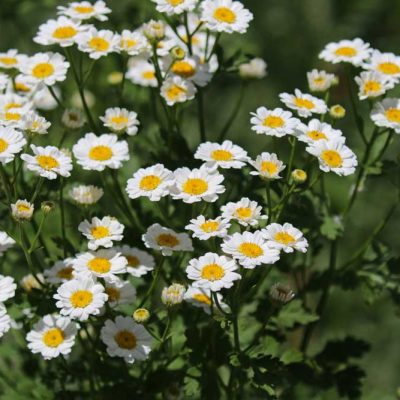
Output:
161,76,197,106
319,38,371,66
11,200,34,222
115,245,155,277
69,184,104,206
100,107,140,136
262,223,308,254
355,71,395,100
250,107,299,137
0,275,16,302
76,28,119,59
371,98,400,133
161,283,186,306
279,89,327,118
185,215,230,240
44,258,76,284
239,58,267,79
307,69,337,92
0,126,27,164
249,152,285,180
57,1,111,21
221,197,267,227
104,277,137,308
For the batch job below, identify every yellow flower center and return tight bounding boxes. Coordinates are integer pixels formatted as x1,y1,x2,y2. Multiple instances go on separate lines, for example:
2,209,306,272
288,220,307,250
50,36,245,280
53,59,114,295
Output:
213,7,236,23
4,102,22,110
201,263,225,281
0,138,9,153
89,37,110,52
32,63,54,79
70,290,93,308
193,293,212,305
239,242,263,258
156,234,179,248
321,150,343,168
74,5,94,13
171,61,196,78
378,62,400,75
235,207,252,219
139,175,161,191
211,149,233,161
89,145,113,161
15,82,31,92
263,116,284,128
120,38,137,49
200,221,220,233
166,84,187,101
17,203,31,212
167,0,184,5
52,26,78,39
91,226,110,239
260,161,278,175
105,287,120,302
307,130,327,140
88,258,111,274
110,115,129,126
334,46,357,57
43,328,64,347
363,80,381,94
385,108,400,123
294,97,315,110
182,178,208,195
36,155,59,170
4,112,20,121
56,267,74,280
274,231,295,245
0,57,17,66
313,77,326,85
114,330,137,349
142,71,156,80
126,255,140,267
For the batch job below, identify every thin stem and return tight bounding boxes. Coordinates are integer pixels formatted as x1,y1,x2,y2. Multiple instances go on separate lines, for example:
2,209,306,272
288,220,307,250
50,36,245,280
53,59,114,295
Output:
265,181,273,220
47,85,64,108
31,177,44,203
140,258,164,307
28,213,47,253
197,88,206,143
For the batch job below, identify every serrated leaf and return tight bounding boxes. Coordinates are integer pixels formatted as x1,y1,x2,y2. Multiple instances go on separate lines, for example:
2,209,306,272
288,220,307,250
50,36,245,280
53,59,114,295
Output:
320,215,344,240
272,300,319,329
280,348,303,365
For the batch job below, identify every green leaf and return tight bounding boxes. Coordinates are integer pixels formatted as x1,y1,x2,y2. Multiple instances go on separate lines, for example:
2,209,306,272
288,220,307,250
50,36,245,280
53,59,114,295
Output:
272,300,319,329
320,215,344,240
280,348,304,365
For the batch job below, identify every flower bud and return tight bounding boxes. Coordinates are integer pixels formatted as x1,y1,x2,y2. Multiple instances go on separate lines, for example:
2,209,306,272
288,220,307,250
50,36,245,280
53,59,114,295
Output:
170,46,186,60
291,169,307,184
269,283,295,305
239,58,267,80
143,20,165,42
329,104,346,119
161,283,185,307
20,273,44,292
41,201,55,214
107,71,123,85
133,308,150,323
61,108,86,129
11,199,34,222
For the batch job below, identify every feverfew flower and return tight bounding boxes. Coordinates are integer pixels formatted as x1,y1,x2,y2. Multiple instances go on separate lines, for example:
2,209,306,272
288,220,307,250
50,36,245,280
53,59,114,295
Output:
20,52,69,86
26,315,77,360
57,1,111,22
100,316,152,364
142,20,166,42
307,69,337,92
104,278,136,308
184,286,229,314
54,276,108,321
115,245,155,277
279,89,327,118
363,50,400,81
69,184,104,206
0,306,11,338
21,112,51,135
0,275,16,302
294,119,344,144
201,0,253,34
262,223,308,254
194,140,249,169
371,98,400,133
167,56,212,87
249,152,285,180
222,231,280,269
0,127,27,164
355,71,395,100
143,223,193,256
306,139,358,176
72,249,128,280
185,215,230,240
239,58,267,79
126,164,175,201
0,231,15,256
250,107,299,137
126,59,157,87
11,199,34,222
76,28,119,59
73,133,129,171
44,259,76,284
152,0,198,15
20,273,44,292
319,38,371,66
0,49,27,70
118,30,149,56
221,197,267,227
21,144,72,180
78,216,125,250
186,253,241,291
62,108,86,129
170,165,225,203
161,283,186,306
100,107,140,136
161,76,196,106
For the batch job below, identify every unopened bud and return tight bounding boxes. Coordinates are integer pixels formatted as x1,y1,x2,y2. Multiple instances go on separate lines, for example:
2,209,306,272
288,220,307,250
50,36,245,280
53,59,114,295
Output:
133,308,150,323
11,199,34,222
161,283,185,307
291,169,307,184
170,46,186,60
269,283,295,305
143,20,165,42
107,71,123,85
41,201,55,214
329,104,346,119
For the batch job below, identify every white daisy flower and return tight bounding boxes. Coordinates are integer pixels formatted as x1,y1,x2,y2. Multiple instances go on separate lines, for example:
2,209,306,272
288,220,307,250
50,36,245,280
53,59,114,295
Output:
126,164,175,201
221,231,280,269
166,56,212,87
20,52,69,86
72,249,128,280
104,277,137,308
161,76,196,106
307,69,337,92
0,105,32,128
194,140,249,169
0,126,26,164
57,1,111,21
319,38,371,66
34,16,84,47
100,107,140,136
0,49,27,70
306,139,358,176
73,133,129,171
151,0,198,15
250,107,299,137
239,58,267,79
170,165,225,203
14,74,37,94
371,98,400,133
26,314,77,360
0,93,31,112
126,59,157,88
21,144,73,180
355,71,395,100
0,275,16,302
294,119,344,144
54,275,108,321
142,19,166,41
249,152,286,180
100,316,152,364
221,197,267,227
11,199,34,222
117,30,149,56
115,245,155,278
161,283,186,306
185,215,230,240
62,108,86,129
21,112,51,135
262,223,308,254
78,216,124,251
0,305,11,338
201,0,253,34
186,252,241,291
363,50,400,81
184,286,229,314
0,231,15,256
76,28,119,59
44,258,76,284
69,184,104,205
142,223,193,256
279,89,328,118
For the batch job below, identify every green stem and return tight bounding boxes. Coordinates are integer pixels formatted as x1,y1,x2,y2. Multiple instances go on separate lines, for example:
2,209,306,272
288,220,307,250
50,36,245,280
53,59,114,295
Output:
28,213,47,253
140,258,164,307
47,85,64,108
31,177,44,203
197,88,206,143
265,181,273,220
